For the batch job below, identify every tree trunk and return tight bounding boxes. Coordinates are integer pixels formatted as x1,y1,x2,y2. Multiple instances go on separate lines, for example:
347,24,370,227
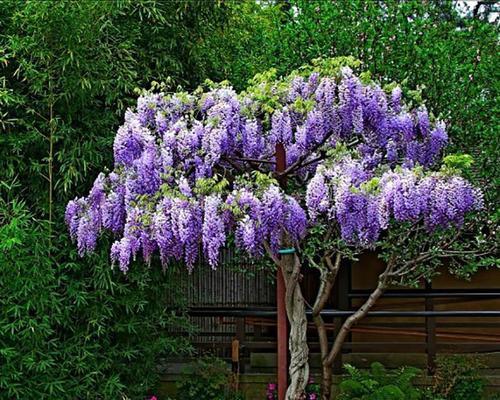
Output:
281,251,309,400
320,262,395,400
321,363,333,400
312,254,341,400
325,268,390,369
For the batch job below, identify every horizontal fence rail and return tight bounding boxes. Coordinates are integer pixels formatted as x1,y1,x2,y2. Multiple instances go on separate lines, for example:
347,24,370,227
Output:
178,260,500,375
185,290,500,374
348,289,500,298
188,307,500,318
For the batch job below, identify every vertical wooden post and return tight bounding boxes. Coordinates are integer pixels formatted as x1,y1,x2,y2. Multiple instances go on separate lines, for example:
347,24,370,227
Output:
235,317,245,373
275,143,287,400
425,281,436,374
231,338,240,390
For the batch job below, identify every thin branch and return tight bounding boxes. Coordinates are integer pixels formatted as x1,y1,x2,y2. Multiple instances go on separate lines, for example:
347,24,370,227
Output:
279,137,359,177
29,108,49,123
389,252,434,277
311,252,341,373
263,240,280,266
389,228,472,278
325,252,342,273
311,263,330,316
306,255,321,270
33,127,50,141
312,253,341,316
278,134,334,176
440,249,496,257
222,156,244,173
442,231,461,248
226,156,276,165
325,258,395,366
297,153,324,170
313,313,329,360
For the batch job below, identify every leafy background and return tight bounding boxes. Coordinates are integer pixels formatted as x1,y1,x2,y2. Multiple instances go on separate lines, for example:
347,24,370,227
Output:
0,0,497,398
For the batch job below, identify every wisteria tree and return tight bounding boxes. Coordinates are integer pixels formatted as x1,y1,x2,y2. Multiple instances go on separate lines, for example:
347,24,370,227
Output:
66,58,486,399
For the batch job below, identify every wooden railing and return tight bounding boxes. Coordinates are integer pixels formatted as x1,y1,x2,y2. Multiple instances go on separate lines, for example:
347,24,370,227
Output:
188,288,500,373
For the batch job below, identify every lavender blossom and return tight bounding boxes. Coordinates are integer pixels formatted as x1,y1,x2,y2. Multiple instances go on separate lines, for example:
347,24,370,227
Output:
66,62,483,272
306,171,329,221
202,195,226,268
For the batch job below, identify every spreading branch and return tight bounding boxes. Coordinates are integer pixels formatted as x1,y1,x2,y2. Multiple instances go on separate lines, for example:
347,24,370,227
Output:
226,156,276,165
263,240,280,266
325,257,396,366
311,252,341,371
279,137,359,177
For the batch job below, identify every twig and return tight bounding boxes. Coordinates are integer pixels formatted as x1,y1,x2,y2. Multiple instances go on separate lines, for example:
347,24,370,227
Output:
226,156,276,165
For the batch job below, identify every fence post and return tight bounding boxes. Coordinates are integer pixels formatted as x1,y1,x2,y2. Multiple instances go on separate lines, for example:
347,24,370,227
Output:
235,317,245,373
425,281,437,374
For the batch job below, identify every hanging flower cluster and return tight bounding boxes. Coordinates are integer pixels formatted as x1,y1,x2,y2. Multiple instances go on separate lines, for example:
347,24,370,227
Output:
66,61,482,271
306,156,483,246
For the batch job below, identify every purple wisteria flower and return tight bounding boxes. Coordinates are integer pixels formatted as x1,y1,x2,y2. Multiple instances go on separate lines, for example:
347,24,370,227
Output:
66,61,482,272
202,195,226,268
306,160,482,247
306,170,329,221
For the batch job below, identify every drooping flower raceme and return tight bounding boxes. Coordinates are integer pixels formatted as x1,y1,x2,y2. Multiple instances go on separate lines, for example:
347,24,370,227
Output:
66,61,481,272
306,158,482,247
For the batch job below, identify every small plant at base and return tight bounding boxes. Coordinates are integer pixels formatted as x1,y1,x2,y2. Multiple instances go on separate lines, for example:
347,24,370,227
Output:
431,355,485,400
339,362,423,400
266,378,320,399
176,355,244,400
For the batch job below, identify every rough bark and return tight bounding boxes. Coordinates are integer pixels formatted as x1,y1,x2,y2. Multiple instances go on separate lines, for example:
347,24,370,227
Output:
311,254,340,400
310,255,394,399
281,251,309,400
325,261,394,369
321,363,333,400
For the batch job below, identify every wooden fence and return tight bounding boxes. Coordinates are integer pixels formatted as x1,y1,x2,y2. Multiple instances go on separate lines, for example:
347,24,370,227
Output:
174,250,500,372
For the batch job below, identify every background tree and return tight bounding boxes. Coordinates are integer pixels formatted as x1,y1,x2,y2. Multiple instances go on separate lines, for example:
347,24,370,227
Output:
204,0,498,224
0,1,233,398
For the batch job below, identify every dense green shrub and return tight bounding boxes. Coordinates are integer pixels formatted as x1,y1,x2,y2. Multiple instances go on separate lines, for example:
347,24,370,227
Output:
176,356,244,400
338,358,491,400
0,0,232,207
0,183,192,399
0,1,229,398
0,185,61,397
339,362,423,400
431,355,486,400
